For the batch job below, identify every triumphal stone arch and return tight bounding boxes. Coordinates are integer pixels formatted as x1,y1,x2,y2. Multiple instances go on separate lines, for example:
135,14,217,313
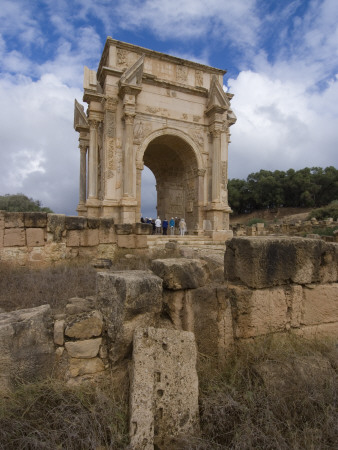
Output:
74,37,236,238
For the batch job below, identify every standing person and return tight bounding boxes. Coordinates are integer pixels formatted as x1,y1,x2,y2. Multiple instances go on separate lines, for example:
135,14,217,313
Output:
169,217,175,235
179,218,187,236
162,218,168,235
151,218,156,234
174,217,180,235
155,216,162,234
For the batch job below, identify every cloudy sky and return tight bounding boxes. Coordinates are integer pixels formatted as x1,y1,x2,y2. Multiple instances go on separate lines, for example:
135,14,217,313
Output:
1,0,337,216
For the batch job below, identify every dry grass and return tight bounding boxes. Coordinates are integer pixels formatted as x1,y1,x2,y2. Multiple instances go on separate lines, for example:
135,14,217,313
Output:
0,262,96,313
0,377,129,450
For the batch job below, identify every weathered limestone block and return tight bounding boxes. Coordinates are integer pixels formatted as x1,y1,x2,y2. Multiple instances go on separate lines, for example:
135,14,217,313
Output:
117,234,147,248
115,223,133,235
65,310,103,339
69,357,104,377
23,212,47,228
47,214,65,242
96,271,162,363
151,258,209,290
65,215,86,230
86,218,100,229
100,217,114,228
0,305,54,393
190,286,234,358
4,212,24,228
130,327,200,450
133,222,152,235
4,228,26,247
26,228,45,246
66,230,81,247
54,319,65,346
98,227,116,244
65,338,102,358
293,322,338,339
227,284,303,339
80,229,99,246
225,237,338,288
65,297,96,315
302,283,338,326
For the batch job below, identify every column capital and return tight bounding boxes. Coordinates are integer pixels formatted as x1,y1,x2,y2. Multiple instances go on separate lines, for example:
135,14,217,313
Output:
88,118,100,129
123,112,136,125
209,128,222,139
102,96,118,112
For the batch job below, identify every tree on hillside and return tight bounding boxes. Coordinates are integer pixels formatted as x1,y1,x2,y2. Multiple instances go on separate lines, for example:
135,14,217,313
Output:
228,166,338,214
0,194,53,213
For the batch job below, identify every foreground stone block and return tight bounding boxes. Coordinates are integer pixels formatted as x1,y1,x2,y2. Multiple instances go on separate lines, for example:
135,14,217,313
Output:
302,283,338,326
69,357,104,377
4,212,24,228
65,310,103,339
26,228,45,247
0,305,54,393
227,284,303,338
97,271,163,363
130,327,199,449
151,258,209,290
65,338,102,358
24,212,47,228
4,228,26,247
47,214,65,242
225,237,338,288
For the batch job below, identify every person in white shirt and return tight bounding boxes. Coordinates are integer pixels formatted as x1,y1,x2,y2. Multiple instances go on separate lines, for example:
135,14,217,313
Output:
155,217,162,234
179,218,187,236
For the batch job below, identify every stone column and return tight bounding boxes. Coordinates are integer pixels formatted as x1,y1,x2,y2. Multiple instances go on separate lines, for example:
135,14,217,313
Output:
79,141,87,204
88,119,99,199
211,129,221,203
123,112,135,197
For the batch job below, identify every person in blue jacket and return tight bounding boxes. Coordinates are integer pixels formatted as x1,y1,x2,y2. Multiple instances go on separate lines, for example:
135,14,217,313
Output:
162,218,168,235
169,217,175,235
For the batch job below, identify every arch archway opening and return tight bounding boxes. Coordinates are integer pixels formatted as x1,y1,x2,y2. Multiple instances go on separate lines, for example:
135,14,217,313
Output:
142,134,200,233
140,166,157,220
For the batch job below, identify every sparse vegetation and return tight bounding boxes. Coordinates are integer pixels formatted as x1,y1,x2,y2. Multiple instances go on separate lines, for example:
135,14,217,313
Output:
308,200,338,221
0,263,96,312
0,377,129,450
246,218,266,226
0,334,336,449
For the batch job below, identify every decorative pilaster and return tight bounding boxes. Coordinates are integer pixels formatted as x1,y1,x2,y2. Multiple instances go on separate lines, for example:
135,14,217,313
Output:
210,128,222,203
88,119,99,199
123,112,136,197
79,141,88,204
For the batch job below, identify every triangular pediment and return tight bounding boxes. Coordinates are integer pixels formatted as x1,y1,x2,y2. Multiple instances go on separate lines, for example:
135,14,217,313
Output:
74,99,89,131
120,54,145,87
207,75,230,111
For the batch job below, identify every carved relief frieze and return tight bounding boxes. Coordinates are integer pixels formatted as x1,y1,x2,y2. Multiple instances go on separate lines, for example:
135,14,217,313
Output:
193,115,201,123
191,130,204,149
176,65,188,83
117,48,128,66
106,138,116,179
103,96,118,112
182,113,188,120
166,89,177,97
195,70,203,87
105,111,116,138
133,121,152,144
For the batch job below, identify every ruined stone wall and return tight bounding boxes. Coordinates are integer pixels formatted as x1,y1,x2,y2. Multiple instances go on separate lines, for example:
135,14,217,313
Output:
0,211,152,266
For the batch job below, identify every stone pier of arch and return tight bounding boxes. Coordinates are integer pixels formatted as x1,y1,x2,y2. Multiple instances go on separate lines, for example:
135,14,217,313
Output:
74,38,236,239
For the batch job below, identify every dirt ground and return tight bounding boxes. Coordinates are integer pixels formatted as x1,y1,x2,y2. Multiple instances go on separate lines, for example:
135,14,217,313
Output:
230,207,313,225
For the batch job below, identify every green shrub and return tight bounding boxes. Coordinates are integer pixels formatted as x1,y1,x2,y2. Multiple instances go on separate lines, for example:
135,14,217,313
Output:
312,225,338,236
308,200,338,221
247,218,266,226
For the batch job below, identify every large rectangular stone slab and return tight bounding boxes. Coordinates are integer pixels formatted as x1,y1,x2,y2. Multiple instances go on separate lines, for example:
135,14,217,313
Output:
302,283,338,326
4,228,26,247
96,271,163,363
227,284,303,339
130,327,199,450
151,258,209,290
225,237,338,288
0,305,54,393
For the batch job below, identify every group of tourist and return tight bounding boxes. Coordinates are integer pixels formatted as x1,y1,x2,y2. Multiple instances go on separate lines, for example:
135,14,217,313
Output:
141,216,187,236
